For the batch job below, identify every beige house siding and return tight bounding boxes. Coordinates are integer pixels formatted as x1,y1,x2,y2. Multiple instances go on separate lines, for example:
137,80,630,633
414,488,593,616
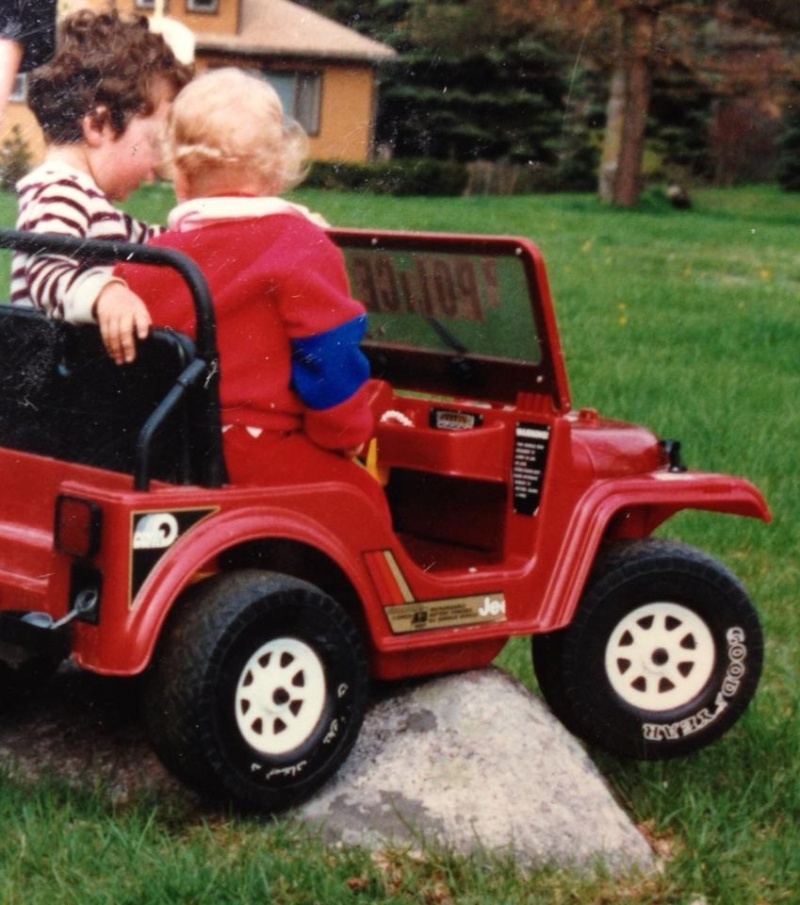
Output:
198,54,379,161
316,66,377,162
168,3,241,36
1,0,394,166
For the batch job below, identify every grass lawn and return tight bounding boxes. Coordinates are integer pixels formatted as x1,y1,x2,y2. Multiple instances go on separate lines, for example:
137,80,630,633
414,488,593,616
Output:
0,184,798,902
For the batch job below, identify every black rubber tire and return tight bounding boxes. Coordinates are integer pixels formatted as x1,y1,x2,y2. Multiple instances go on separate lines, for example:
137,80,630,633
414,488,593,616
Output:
532,538,763,759
144,569,369,811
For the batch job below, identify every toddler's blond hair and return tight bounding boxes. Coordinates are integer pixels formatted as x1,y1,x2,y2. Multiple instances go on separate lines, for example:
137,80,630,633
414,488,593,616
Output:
169,67,309,196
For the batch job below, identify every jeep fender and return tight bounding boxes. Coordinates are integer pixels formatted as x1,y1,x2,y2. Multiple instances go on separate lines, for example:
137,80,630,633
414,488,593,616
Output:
538,471,770,632
105,505,383,675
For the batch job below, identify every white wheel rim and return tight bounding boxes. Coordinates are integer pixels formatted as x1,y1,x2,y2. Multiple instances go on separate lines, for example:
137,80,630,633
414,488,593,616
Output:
605,602,715,712
235,637,326,756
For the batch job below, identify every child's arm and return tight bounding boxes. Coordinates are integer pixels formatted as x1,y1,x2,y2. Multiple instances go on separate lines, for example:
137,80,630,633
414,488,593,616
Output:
0,38,23,122
0,0,56,119
20,249,152,364
94,281,152,365
15,174,157,361
289,313,374,453
277,233,374,453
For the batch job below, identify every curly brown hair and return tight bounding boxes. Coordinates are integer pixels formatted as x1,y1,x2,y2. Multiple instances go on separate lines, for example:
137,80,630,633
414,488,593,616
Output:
27,9,193,145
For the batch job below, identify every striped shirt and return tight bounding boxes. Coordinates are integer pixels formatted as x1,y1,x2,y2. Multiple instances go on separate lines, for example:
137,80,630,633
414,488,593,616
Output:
12,163,162,323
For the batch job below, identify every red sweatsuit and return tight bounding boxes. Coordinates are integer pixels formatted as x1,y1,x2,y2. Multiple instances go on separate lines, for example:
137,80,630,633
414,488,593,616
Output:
115,197,383,503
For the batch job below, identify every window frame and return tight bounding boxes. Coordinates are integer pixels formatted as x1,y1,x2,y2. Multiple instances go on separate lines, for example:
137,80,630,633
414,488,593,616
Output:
9,74,26,103
262,70,323,137
186,0,219,13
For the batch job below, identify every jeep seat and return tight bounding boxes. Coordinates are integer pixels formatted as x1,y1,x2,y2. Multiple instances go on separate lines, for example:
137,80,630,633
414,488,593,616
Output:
0,305,199,483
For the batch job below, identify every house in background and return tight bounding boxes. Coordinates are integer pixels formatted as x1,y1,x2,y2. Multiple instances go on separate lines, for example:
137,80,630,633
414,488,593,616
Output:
2,0,395,164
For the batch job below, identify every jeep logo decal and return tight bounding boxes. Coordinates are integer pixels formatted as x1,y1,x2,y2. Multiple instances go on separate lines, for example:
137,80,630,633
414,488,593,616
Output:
133,513,180,550
129,507,217,605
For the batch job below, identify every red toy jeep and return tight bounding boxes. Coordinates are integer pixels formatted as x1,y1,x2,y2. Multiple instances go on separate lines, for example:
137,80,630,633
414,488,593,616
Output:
0,227,769,811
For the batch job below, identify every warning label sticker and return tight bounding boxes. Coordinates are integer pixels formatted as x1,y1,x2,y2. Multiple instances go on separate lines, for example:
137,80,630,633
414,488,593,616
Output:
513,423,550,515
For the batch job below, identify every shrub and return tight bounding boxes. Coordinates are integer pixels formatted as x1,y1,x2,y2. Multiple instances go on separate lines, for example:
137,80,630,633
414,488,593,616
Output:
463,155,599,196
778,98,800,192
0,126,32,191
306,158,469,196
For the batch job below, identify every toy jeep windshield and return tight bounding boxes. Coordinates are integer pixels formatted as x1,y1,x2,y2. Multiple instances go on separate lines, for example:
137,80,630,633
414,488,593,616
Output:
0,227,769,812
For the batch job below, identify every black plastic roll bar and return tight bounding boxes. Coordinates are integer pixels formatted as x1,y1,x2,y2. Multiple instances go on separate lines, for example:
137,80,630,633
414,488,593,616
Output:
0,229,226,489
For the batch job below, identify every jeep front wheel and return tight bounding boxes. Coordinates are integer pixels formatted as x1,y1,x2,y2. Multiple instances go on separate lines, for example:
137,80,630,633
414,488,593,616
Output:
144,570,368,811
532,539,763,759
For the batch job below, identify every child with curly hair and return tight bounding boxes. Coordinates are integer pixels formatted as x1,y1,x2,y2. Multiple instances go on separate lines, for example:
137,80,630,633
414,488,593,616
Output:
115,68,382,503
11,9,192,364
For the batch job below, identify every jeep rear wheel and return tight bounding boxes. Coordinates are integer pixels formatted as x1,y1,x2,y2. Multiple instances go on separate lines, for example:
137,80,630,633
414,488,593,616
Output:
532,539,763,759
234,636,327,757
144,570,368,811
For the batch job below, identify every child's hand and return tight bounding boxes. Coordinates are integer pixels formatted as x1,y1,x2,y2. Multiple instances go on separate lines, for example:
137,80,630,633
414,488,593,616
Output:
94,282,152,365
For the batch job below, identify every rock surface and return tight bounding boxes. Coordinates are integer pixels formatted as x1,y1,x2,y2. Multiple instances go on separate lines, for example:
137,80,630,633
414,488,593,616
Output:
0,666,655,874
297,669,655,874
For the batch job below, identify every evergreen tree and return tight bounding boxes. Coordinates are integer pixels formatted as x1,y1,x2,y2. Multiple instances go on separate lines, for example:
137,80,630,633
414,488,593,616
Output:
295,0,412,46
649,64,714,181
303,0,800,194
376,39,570,165
778,85,800,191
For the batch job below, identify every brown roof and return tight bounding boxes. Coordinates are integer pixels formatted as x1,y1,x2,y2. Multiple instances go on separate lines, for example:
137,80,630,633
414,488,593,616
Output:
196,0,396,64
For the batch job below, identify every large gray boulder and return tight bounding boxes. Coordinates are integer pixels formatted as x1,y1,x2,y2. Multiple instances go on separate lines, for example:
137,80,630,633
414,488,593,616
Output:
297,668,656,874
0,665,655,874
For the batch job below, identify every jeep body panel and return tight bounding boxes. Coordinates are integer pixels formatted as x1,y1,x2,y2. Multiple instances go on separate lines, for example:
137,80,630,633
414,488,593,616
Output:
60,479,394,675
334,229,572,411
0,227,770,685
0,225,772,788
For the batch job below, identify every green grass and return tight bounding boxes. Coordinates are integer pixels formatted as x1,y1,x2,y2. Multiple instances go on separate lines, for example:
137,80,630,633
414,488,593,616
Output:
1,183,799,902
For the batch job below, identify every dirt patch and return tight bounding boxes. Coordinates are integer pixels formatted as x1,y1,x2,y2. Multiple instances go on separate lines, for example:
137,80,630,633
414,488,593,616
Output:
0,665,195,807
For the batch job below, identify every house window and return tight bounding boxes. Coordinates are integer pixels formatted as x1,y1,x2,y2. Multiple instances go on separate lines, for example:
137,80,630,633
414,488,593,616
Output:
135,0,156,9
263,71,322,136
9,74,25,103
187,0,219,12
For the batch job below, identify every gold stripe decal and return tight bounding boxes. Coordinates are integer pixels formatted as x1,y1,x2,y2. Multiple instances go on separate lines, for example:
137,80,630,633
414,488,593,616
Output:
382,550,416,603
385,593,507,634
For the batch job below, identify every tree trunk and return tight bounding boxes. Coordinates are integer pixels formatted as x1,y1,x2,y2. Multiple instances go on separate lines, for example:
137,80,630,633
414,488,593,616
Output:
598,69,626,203
601,3,661,207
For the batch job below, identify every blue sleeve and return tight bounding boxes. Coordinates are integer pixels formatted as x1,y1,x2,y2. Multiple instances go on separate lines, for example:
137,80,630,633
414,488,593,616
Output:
290,314,370,411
